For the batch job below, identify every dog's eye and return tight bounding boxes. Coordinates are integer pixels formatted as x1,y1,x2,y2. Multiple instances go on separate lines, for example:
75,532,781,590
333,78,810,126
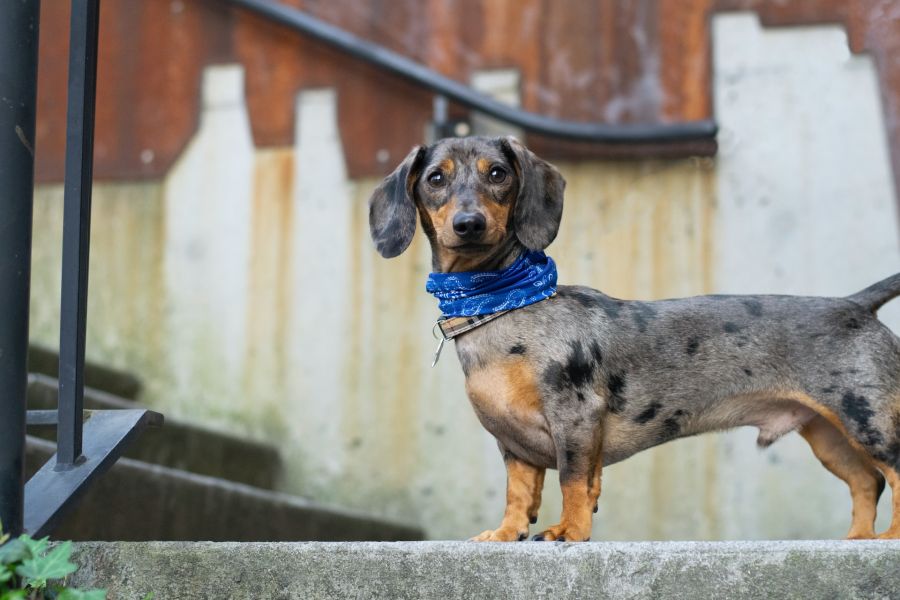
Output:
489,166,507,184
427,171,445,187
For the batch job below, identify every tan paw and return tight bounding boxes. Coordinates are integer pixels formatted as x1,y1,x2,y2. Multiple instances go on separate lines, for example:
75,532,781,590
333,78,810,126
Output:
876,529,900,540
846,529,876,540
469,527,527,542
531,523,591,542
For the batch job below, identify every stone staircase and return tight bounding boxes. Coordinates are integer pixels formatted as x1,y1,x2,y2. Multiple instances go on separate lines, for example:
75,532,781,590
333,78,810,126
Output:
24,358,422,542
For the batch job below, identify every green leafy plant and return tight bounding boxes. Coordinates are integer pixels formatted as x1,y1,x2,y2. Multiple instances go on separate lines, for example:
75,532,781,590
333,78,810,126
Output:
0,521,105,600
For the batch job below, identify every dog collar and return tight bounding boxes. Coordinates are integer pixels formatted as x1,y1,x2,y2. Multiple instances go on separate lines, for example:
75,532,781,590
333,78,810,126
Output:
430,294,556,366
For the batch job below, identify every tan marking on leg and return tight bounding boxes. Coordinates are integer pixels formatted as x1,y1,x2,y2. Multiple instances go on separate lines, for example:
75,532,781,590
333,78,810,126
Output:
471,458,545,542
537,477,596,542
874,461,900,539
800,415,882,539
528,467,545,523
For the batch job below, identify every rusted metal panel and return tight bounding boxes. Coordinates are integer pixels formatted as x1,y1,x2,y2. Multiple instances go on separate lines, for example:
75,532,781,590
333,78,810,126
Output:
31,0,900,198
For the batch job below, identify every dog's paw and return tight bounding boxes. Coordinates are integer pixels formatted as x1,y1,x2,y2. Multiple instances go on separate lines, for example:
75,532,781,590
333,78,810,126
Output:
469,527,527,542
530,523,591,542
846,529,876,540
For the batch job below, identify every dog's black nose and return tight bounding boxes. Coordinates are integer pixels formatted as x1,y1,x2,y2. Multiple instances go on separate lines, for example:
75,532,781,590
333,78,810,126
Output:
452,212,486,240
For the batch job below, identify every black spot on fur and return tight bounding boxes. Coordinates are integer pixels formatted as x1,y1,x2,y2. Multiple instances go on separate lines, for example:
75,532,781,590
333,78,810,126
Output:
879,442,900,470
743,368,753,376
630,303,657,333
565,450,575,463
845,318,861,330
589,341,603,366
723,322,741,334
842,392,883,448
607,395,626,414
635,402,662,424
565,342,593,388
662,418,681,439
573,417,583,427
543,343,596,392
543,362,566,392
559,288,600,309
606,373,627,414
741,299,764,317
596,296,625,319
576,391,585,403
686,337,700,356
509,344,527,355
608,373,625,396
830,370,842,377
821,386,836,394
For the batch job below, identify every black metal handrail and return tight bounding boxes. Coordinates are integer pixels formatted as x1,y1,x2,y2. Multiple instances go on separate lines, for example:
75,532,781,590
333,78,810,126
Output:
225,0,718,144
0,0,161,540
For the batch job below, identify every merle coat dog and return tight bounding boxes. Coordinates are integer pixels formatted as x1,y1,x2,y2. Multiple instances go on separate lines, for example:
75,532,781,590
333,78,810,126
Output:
369,135,900,542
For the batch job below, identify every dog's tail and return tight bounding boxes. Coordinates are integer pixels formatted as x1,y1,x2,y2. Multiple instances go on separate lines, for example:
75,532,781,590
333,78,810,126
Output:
848,272,900,313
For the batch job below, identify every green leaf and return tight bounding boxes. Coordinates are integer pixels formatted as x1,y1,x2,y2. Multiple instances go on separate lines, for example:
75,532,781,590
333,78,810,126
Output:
0,590,27,600
17,535,48,559
0,540,29,566
15,541,76,589
0,567,12,584
141,594,154,600
57,589,107,600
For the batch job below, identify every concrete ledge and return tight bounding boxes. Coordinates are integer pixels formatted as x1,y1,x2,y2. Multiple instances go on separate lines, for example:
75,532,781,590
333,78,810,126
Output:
68,540,900,599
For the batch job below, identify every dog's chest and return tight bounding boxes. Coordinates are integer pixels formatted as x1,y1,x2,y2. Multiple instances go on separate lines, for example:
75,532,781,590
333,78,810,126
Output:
463,358,557,467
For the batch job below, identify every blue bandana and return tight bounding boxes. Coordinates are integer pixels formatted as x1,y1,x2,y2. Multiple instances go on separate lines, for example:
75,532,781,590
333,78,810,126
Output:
425,251,558,317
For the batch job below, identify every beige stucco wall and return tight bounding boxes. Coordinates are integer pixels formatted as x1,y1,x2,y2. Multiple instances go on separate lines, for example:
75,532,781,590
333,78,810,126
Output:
28,14,899,540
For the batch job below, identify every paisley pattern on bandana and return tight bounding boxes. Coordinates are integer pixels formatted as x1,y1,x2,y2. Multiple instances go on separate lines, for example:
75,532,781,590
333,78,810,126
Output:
425,251,558,317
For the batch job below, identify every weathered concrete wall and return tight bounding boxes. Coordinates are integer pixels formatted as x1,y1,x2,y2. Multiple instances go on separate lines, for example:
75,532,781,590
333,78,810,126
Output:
28,16,899,541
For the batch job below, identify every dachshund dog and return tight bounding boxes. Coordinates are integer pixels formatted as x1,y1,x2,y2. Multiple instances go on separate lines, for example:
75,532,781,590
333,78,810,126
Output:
368,135,900,542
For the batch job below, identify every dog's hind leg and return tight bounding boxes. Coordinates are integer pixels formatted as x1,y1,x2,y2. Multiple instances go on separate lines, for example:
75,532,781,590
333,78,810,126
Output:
799,415,884,539
470,451,545,542
874,461,900,539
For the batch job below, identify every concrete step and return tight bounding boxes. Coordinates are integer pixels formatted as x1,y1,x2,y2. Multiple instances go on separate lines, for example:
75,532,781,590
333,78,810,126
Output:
25,437,422,543
28,344,142,399
66,540,900,599
27,374,282,489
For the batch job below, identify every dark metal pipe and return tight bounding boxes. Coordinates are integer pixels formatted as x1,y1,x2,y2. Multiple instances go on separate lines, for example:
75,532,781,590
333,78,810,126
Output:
225,0,717,144
57,0,101,467
0,0,41,538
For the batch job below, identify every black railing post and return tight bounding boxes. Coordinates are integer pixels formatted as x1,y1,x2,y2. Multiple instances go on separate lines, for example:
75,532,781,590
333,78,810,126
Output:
0,0,41,537
57,0,101,468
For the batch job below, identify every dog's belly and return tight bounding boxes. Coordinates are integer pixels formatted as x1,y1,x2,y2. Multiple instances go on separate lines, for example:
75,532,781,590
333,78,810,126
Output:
600,392,820,466
465,359,557,468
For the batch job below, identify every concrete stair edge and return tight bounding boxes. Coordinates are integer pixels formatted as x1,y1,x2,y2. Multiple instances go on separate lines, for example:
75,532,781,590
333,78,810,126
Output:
28,344,142,400
26,437,422,543
27,374,283,489
67,540,900,599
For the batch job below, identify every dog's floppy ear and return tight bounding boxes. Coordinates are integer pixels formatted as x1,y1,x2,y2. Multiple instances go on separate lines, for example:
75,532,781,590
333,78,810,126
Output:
501,136,565,251
368,145,426,258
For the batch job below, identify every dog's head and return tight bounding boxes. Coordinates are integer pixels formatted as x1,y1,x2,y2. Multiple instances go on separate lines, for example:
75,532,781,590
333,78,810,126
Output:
368,136,566,272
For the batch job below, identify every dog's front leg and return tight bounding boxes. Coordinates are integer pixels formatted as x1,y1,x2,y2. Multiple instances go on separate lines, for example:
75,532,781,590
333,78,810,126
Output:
533,426,602,542
470,449,545,542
